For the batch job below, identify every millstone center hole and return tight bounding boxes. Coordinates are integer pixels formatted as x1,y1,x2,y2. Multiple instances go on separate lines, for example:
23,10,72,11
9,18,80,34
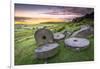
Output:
73,39,78,42
42,36,46,40
57,35,59,37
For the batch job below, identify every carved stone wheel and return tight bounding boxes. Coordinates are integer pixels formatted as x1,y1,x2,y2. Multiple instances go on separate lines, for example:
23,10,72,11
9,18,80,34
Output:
53,32,65,41
34,28,59,59
64,37,90,50
34,28,54,46
35,43,59,59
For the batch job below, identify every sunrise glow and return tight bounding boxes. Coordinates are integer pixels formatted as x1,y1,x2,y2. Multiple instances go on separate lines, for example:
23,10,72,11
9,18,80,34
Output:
15,4,93,24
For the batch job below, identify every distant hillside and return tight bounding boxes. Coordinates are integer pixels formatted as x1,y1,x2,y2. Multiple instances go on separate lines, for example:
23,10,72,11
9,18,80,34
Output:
40,22,68,24
72,12,94,22
15,17,32,22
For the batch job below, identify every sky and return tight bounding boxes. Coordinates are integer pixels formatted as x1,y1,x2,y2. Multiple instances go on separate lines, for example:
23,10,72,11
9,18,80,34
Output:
15,4,93,24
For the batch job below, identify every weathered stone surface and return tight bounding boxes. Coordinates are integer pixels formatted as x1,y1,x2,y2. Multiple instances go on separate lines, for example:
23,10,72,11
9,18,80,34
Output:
70,25,94,38
61,30,72,38
35,43,59,59
64,31,72,38
34,28,54,47
53,32,65,41
64,37,90,50
34,28,59,59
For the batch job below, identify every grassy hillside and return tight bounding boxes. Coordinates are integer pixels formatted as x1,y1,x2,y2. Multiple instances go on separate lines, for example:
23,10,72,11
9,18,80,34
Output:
14,19,94,65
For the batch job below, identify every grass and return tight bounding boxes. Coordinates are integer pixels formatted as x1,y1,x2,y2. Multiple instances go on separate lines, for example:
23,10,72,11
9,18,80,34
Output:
14,20,94,65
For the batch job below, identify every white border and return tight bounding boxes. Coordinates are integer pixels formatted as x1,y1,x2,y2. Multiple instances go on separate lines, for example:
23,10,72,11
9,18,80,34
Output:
14,0,95,8
11,0,14,68
11,0,95,69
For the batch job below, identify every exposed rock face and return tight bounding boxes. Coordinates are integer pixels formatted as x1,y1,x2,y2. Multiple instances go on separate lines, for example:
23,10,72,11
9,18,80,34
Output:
72,12,94,22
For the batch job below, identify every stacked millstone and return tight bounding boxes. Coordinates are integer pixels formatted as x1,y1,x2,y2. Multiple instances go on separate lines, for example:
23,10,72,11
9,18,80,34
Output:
34,28,59,59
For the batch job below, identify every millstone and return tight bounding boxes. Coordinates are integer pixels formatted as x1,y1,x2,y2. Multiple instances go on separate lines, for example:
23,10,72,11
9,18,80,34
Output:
34,28,54,46
34,28,59,59
71,25,93,38
64,37,90,50
53,32,65,40
35,43,59,59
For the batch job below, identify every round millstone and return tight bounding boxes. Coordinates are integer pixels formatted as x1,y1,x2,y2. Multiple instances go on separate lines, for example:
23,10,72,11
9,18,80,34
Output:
34,28,54,46
35,43,59,59
53,33,65,40
64,37,90,49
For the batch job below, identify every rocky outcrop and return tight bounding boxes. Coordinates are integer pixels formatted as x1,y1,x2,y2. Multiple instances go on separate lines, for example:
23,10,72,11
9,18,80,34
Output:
72,12,94,22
